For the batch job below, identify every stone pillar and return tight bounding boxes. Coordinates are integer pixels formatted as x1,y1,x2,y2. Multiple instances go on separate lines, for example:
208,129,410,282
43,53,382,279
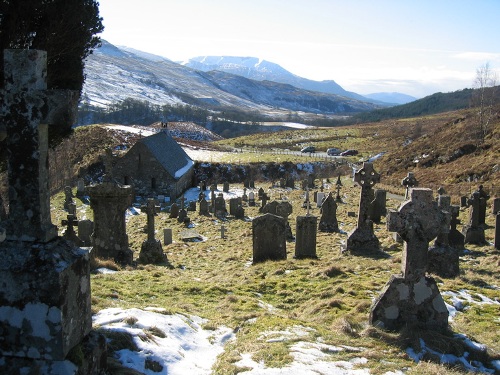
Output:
87,181,133,264
139,199,166,264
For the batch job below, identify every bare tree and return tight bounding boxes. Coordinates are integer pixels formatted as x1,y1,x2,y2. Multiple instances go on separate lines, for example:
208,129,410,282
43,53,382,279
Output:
472,63,498,144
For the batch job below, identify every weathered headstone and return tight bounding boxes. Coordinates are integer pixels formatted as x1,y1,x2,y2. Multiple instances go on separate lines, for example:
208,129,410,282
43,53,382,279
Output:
316,192,326,208
448,205,465,250
492,197,500,215
169,202,179,218
163,228,173,245
370,188,448,331
308,174,315,189
401,172,418,199
262,200,294,240
78,219,94,247
258,187,265,199
428,192,459,278
139,199,167,264
76,178,85,197
249,191,256,206
318,193,339,232
462,191,487,245
234,204,245,219
252,213,287,263
286,177,295,189
215,193,227,217
344,162,381,254
242,187,248,202
368,189,387,224
177,208,188,223
229,197,241,216
260,193,269,211
199,197,210,216
223,181,230,192
295,215,317,259
476,185,489,226
188,200,196,212
0,49,105,373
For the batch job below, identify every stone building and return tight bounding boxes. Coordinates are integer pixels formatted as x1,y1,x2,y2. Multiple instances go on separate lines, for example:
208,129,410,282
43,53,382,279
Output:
113,131,194,198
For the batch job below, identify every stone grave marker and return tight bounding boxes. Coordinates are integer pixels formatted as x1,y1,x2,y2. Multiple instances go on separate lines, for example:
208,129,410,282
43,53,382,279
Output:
335,175,343,202
318,193,339,232
448,205,465,250
229,197,241,216
164,228,173,245
258,187,265,199
476,185,490,226
370,188,448,331
249,180,255,188
401,172,418,199
428,191,459,278
223,181,230,192
76,178,86,197
169,202,179,218
308,173,315,188
295,214,317,259
139,198,166,264
316,192,326,207
286,177,295,189
262,200,294,240
215,193,227,217
0,49,105,372
199,197,210,216
188,200,196,211
492,197,500,215
260,193,269,211
64,185,74,210
78,219,94,247
235,204,245,219
344,162,381,254
462,191,487,245
495,213,499,250
368,189,387,224
61,213,84,246
242,187,248,202
249,191,256,206
252,213,287,263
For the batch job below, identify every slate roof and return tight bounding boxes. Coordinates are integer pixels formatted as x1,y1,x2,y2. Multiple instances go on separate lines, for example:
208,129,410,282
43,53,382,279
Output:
138,131,194,179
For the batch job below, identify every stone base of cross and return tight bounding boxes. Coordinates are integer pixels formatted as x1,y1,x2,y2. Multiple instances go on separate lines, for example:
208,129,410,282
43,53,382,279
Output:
139,239,167,264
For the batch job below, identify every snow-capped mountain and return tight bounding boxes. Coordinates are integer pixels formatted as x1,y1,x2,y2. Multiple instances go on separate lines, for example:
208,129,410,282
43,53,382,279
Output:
182,56,372,103
81,41,383,115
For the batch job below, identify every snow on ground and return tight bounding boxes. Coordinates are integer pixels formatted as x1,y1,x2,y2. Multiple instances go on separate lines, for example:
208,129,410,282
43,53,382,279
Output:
103,124,156,137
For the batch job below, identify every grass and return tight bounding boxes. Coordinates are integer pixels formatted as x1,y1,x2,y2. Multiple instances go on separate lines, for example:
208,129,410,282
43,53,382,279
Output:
51,172,500,374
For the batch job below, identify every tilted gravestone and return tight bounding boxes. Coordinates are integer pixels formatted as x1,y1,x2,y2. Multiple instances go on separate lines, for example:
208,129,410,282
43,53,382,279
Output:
318,193,339,232
0,49,105,373
370,188,448,331
344,162,381,254
428,191,459,278
139,199,167,264
252,213,287,263
87,149,134,265
462,191,487,245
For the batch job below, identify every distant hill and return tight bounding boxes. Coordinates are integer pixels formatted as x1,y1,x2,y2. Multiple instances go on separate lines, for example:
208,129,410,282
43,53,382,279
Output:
364,92,417,105
354,88,481,122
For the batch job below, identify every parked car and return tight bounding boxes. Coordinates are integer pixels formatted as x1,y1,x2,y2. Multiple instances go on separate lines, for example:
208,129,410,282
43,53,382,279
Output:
301,146,316,153
327,148,342,156
340,149,358,156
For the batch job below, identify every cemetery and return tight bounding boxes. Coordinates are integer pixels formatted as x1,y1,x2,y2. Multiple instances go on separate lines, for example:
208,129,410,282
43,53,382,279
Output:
0,50,499,374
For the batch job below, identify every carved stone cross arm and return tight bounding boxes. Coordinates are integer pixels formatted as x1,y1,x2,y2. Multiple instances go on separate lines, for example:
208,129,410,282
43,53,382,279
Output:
354,162,380,189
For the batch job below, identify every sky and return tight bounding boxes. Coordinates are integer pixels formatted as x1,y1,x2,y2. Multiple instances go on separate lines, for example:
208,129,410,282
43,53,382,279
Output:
97,0,500,98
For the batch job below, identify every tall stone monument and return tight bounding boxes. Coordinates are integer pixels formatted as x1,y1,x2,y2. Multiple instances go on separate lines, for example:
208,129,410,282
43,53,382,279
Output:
344,162,381,254
0,49,105,373
370,188,448,331
87,149,134,264
138,198,167,264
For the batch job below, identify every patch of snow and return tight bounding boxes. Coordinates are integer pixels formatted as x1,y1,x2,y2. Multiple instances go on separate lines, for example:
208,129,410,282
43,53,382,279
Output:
175,159,195,178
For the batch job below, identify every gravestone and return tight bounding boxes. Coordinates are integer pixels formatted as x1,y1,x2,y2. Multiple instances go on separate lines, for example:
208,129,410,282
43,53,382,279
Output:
229,197,241,216
242,187,248,202
495,213,499,250
215,193,227,217
169,202,179,218
64,185,74,210
177,208,188,223
316,192,326,208
223,181,230,192
163,228,173,245
344,162,381,254
249,180,255,188
462,191,487,245
302,188,312,209
370,188,448,331
188,200,196,212
0,49,105,373
428,192,459,278
252,213,287,263
139,199,167,264
401,172,418,199
476,185,489,226
258,187,265,199
76,178,85,197
368,189,387,224
492,197,500,215
286,177,295,189
198,190,205,202
61,214,84,246
262,200,294,240
244,179,250,188
295,215,318,259
335,175,343,202
301,179,308,190
308,174,315,188
260,193,269,211
234,204,245,219
249,191,256,206
199,197,210,216
448,205,465,250
78,219,94,247
318,193,339,232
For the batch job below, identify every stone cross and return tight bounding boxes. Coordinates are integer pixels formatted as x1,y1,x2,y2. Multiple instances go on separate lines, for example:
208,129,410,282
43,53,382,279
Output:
434,192,451,247
305,187,310,216
335,175,343,201
143,198,161,242
387,188,441,280
180,195,187,210
0,49,78,242
353,162,380,228
371,188,449,330
344,162,381,254
401,172,418,199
